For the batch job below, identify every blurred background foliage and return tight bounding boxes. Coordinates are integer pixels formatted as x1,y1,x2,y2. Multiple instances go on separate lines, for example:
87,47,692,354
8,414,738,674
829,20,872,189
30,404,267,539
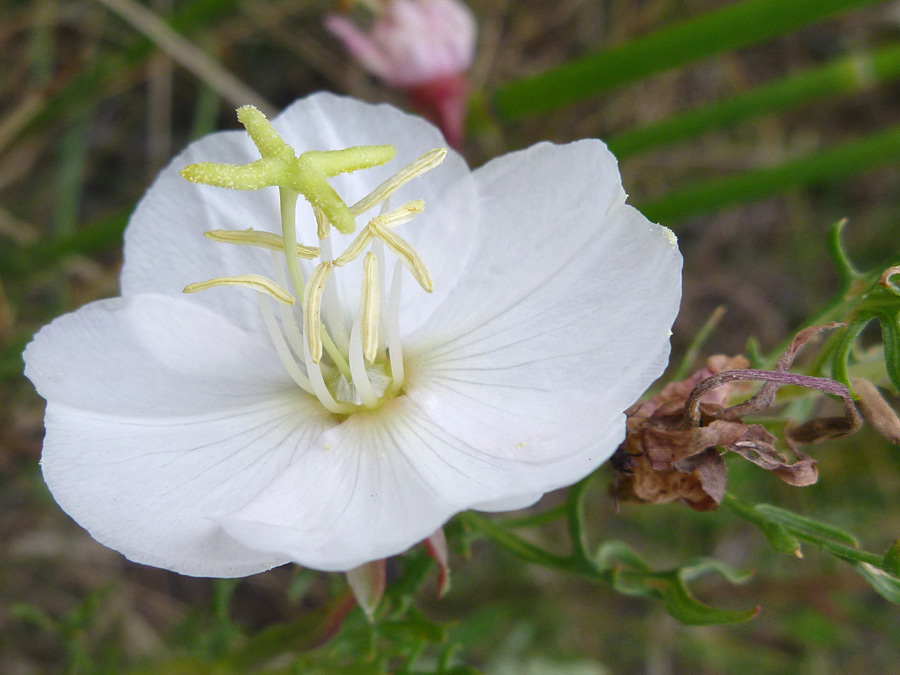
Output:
2,0,900,672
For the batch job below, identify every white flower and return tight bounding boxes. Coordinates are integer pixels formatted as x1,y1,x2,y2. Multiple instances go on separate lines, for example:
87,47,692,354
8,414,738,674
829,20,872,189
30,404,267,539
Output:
24,93,682,577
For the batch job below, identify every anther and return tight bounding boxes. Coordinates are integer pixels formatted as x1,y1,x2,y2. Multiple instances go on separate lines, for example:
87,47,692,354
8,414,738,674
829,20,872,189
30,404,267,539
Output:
370,200,424,230
334,200,424,268
360,252,380,364
183,274,295,304
204,229,319,258
350,148,447,216
314,207,330,240
334,227,374,267
370,220,434,293
303,261,334,363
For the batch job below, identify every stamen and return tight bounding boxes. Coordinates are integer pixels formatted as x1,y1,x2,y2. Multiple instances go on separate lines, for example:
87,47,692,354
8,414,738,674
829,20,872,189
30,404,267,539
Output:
303,335,356,416
370,200,424,230
256,294,314,394
279,190,351,379
269,251,307,364
333,226,373,267
204,229,319,258
333,201,423,268
349,316,379,409
183,273,295,305
370,220,434,293
318,235,350,351
371,237,389,362
303,261,333,363
314,206,330,240
350,148,447,216
386,261,405,395
360,252,380,364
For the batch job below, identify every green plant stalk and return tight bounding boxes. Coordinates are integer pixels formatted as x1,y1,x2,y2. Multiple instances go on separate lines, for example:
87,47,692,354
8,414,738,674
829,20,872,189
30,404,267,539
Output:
459,512,576,574
492,0,886,118
637,123,900,223
608,43,900,158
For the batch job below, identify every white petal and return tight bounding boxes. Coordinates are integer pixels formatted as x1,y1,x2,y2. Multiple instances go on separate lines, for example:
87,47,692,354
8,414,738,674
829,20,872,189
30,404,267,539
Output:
24,294,291,416
40,390,334,577
218,396,622,571
122,129,282,336
398,140,681,481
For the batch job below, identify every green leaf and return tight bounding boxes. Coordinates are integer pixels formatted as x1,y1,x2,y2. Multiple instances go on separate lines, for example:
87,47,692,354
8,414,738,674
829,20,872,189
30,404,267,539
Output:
722,493,802,556
679,558,755,586
753,504,859,547
594,540,653,573
832,318,872,389
656,572,759,626
725,494,900,603
877,310,900,391
882,540,900,577
492,0,885,118
851,563,900,603
595,542,758,623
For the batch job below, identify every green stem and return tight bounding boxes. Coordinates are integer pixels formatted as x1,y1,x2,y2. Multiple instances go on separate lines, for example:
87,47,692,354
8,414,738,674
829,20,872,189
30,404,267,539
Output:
826,219,860,284
638,124,900,223
459,512,580,574
492,0,885,118
497,503,568,529
608,43,900,158
566,476,594,566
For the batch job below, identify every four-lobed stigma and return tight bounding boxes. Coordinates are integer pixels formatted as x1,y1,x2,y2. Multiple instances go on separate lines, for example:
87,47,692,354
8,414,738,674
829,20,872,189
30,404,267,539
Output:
179,105,447,416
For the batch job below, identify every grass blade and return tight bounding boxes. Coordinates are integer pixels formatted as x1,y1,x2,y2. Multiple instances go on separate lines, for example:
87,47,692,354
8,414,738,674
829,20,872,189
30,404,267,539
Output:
492,0,886,119
637,124,900,222
608,43,900,158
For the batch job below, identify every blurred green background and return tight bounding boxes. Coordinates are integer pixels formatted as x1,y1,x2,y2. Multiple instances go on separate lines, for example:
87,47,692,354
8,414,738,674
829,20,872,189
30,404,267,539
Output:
2,0,900,672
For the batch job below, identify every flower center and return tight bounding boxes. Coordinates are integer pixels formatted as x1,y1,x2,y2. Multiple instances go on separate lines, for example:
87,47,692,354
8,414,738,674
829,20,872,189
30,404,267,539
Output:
179,105,446,416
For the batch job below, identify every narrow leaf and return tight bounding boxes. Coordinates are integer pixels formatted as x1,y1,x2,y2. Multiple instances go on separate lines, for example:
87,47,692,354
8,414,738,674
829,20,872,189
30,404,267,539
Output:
638,124,900,222
659,572,759,626
852,563,900,603
609,44,900,158
493,0,885,118
754,504,860,547
722,494,802,557
877,310,900,392
882,540,900,577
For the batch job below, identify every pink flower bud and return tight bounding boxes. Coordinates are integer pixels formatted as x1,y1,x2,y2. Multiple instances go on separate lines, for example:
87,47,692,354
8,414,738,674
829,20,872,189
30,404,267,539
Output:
326,0,477,147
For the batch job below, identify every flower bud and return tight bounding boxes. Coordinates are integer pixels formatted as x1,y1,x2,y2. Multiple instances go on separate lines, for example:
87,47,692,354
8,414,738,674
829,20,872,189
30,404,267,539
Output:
326,0,477,147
